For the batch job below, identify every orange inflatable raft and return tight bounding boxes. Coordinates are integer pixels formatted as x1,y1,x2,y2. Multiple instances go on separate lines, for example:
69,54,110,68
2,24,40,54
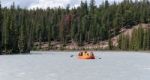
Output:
78,51,95,59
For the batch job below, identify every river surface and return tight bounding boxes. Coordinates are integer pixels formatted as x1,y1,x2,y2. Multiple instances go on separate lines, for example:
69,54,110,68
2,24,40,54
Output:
0,51,150,80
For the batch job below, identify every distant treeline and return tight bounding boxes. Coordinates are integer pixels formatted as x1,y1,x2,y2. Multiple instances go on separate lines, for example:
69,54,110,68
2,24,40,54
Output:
0,0,150,54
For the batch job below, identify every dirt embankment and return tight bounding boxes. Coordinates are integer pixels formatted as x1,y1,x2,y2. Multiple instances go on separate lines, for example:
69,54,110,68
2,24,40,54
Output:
34,23,150,50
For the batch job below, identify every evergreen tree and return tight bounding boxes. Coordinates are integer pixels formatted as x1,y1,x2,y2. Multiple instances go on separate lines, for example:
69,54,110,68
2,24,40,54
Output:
137,25,144,50
90,0,96,14
0,2,2,54
143,29,150,50
108,38,113,50
118,34,122,50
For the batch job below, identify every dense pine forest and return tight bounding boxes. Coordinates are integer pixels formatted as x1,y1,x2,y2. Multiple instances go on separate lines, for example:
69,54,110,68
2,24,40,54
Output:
0,0,150,54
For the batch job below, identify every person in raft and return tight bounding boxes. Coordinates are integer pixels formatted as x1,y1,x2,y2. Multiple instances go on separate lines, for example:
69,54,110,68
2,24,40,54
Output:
78,51,95,59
